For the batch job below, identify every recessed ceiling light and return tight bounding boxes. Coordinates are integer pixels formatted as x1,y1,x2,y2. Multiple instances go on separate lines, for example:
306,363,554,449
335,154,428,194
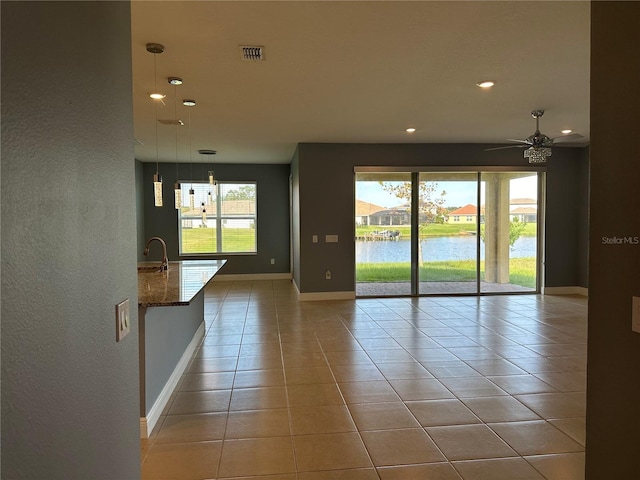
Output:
476,81,495,88
182,99,196,107
168,77,183,85
406,128,416,133
561,129,573,134
150,93,166,100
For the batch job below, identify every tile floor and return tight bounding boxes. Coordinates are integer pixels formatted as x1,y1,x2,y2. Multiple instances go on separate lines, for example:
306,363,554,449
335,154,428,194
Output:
141,280,587,480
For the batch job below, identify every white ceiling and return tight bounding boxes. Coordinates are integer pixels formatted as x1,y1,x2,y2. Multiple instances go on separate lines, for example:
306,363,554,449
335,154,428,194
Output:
131,1,590,165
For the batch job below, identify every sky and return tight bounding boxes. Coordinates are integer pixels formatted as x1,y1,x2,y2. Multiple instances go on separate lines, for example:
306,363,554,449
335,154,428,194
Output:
356,175,538,209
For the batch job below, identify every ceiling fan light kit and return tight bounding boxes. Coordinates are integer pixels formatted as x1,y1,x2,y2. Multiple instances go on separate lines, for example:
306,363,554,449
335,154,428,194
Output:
524,147,552,164
486,109,581,164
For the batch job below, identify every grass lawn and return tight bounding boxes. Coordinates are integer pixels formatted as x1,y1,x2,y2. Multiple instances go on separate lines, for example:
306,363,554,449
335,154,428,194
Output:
356,257,537,288
181,227,255,254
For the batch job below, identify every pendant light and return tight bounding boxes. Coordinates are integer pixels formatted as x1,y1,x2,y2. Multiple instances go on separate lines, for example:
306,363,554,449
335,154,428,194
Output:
184,100,197,210
198,149,217,207
200,155,207,220
147,43,165,207
170,77,183,209
174,173,182,209
189,185,195,210
201,202,207,226
207,183,214,207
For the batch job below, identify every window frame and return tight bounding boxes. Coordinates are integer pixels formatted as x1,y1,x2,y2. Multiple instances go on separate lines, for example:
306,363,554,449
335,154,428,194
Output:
177,181,257,256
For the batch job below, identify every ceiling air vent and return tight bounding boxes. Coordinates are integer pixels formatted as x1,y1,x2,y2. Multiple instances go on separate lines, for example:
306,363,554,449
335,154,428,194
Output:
240,46,265,61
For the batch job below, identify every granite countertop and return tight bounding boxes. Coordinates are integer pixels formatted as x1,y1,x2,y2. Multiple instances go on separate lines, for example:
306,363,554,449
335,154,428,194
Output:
137,260,226,307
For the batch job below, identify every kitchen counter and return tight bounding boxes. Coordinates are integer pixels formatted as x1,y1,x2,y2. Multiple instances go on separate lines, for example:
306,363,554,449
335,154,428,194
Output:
137,258,226,437
137,259,226,307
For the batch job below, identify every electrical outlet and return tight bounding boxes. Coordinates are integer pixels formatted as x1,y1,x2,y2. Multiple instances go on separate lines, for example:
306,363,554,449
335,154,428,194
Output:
632,297,640,334
116,299,130,342
270,258,275,265
325,270,331,280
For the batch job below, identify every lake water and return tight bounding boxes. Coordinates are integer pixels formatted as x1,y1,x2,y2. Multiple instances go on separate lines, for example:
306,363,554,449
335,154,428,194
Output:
356,236,537,263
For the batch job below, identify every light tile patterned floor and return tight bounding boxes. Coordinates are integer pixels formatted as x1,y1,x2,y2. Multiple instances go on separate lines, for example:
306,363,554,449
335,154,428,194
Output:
141,280,587,480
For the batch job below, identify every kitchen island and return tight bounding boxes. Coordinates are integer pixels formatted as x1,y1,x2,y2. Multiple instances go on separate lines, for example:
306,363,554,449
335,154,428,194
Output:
138,259,226,437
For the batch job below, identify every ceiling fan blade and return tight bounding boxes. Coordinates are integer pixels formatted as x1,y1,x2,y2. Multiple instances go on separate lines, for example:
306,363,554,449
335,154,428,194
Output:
505,138,532,144
485,144,528,151
551,133,584,142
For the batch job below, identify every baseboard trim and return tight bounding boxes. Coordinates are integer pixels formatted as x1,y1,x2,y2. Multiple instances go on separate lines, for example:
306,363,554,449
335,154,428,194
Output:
213,272,292,281
292,281,356,301
297,290,356,301
140,320,205,438
543,286,588,296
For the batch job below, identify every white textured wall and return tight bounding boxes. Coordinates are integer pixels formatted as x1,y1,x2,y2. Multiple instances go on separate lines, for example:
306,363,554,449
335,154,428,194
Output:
1,2,140,478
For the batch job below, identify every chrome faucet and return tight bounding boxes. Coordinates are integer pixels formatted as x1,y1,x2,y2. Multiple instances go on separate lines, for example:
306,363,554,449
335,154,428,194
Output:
143,237,168,271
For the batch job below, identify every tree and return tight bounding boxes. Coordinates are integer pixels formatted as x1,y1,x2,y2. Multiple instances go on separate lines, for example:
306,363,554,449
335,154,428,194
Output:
379,180,447,265
224,185,256,200
480,217,528,249
508,218,528,247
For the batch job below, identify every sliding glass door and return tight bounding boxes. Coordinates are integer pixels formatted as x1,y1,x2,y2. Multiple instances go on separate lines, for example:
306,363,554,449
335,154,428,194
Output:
355,168,542,297
418,173,479,295
480,172,539,293
355,172,412,296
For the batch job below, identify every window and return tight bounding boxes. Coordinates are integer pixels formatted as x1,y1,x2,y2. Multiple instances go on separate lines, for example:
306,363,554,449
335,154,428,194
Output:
453,215,460,222
178,182,257,255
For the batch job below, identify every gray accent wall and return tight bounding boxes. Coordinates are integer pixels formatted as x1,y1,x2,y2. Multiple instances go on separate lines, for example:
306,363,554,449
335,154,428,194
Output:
1,2,140,479
586,2,640,477
544,150,583,287
292,143,588,294
142,292,204,414
139,162,291,275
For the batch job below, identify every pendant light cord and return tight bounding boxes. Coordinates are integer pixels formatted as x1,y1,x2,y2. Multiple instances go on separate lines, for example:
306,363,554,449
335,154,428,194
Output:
154,52,160,177
189,109,193,187
174,84,179,180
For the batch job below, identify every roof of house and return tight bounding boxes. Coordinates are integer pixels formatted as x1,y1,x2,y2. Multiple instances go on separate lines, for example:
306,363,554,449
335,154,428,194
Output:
356,199,385,216
511,207,537,214
181,199,256,217
510,198,537,205
448,204,477,215
370,208,410,217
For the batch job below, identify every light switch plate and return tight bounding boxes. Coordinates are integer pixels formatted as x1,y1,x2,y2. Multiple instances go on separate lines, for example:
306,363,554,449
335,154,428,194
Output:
325,234,339,243
116,298,131,342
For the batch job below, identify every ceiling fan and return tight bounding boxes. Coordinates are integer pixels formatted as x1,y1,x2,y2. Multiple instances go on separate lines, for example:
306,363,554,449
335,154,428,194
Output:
486,110,583,163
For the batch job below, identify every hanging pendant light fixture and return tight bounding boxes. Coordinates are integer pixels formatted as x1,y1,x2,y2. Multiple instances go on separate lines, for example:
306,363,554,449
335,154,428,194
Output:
198,149,217,207
184,99,197,210
147,43,165,207
174,176,182,208
170,77,183,209
198,153,207,222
